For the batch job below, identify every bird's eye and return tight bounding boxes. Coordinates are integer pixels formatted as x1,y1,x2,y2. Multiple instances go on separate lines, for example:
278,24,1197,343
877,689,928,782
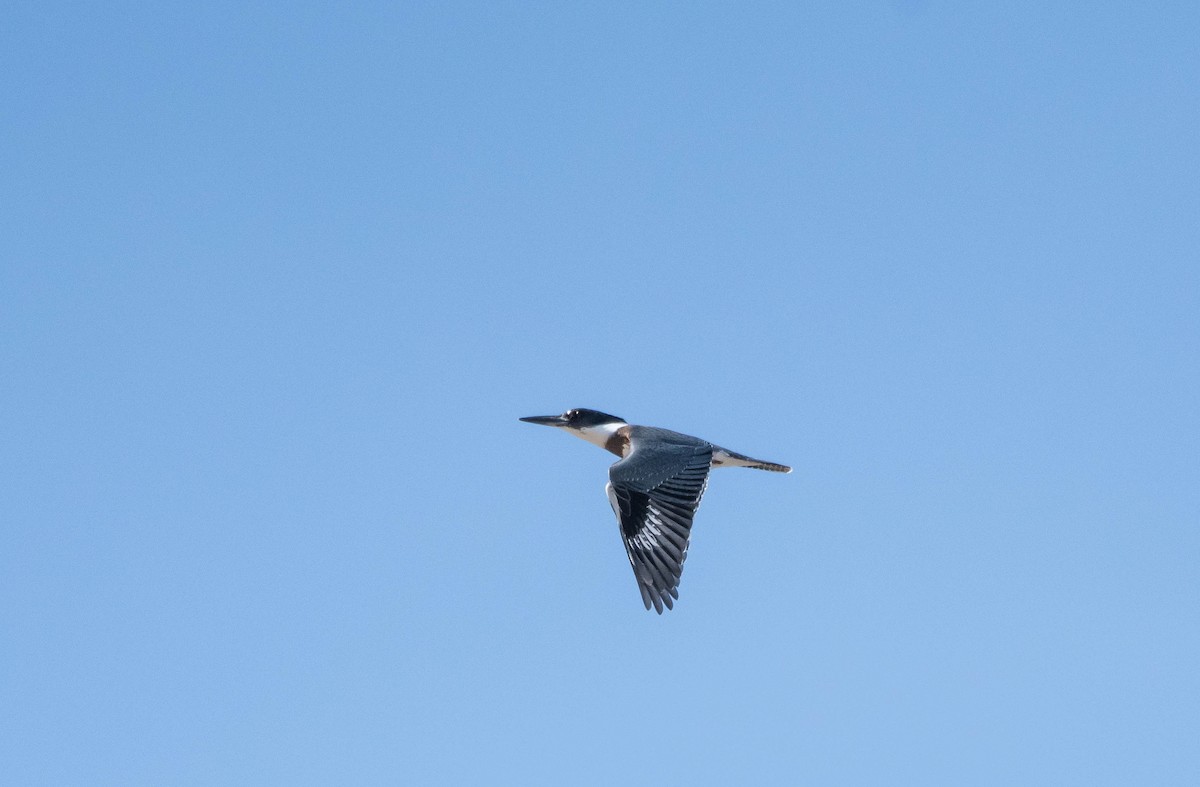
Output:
566,410,577,419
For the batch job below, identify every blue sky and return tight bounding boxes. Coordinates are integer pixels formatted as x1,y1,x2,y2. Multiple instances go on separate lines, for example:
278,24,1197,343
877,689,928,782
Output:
2,2,1197,784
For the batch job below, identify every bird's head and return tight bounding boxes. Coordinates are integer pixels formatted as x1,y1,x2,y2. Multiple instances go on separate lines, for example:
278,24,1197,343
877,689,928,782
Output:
520,408,627,446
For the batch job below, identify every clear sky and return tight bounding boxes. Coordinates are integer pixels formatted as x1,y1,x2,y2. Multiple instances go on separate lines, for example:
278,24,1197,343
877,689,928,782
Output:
2,2,1197,784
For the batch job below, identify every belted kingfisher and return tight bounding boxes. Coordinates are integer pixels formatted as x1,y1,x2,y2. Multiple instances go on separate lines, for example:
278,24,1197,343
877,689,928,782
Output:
520,408,791,613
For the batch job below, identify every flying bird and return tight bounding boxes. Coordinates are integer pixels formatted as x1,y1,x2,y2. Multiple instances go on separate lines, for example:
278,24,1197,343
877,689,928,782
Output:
520,408,790,613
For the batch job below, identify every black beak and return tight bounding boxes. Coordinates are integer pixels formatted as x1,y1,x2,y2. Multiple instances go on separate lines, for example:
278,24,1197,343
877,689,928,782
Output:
520,414,568,427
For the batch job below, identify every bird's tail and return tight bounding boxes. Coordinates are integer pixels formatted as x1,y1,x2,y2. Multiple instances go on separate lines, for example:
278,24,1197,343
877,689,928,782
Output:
713,448,792,473
744,459,792,473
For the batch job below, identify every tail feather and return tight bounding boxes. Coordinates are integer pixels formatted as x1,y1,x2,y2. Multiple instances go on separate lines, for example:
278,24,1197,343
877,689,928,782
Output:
712,448,792,473
746,460,792,473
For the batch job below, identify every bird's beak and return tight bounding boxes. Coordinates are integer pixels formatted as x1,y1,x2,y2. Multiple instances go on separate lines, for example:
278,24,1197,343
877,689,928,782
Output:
519,414,568,427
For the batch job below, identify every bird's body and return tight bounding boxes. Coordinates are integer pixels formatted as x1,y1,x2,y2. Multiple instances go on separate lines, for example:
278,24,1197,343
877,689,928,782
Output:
520,408,790,613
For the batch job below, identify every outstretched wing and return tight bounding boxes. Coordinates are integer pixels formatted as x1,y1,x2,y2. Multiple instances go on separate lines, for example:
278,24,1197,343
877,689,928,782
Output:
606,439,712,613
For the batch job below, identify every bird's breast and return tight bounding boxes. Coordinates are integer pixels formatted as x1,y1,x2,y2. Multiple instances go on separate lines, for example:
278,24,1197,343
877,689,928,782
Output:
605,425,633,457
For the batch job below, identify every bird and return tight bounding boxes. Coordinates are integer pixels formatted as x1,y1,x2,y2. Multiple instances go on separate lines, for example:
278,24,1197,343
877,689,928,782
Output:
519,408,791,613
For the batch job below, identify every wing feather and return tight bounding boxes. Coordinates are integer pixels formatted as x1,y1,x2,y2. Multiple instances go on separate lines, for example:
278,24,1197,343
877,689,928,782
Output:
606,436,713,613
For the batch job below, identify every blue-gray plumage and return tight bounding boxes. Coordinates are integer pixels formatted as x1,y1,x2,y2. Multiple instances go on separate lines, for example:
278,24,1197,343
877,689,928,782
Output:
519,408,791,613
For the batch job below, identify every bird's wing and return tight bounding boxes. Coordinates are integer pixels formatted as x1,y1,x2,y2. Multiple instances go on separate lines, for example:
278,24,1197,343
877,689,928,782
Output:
606,439,712,613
